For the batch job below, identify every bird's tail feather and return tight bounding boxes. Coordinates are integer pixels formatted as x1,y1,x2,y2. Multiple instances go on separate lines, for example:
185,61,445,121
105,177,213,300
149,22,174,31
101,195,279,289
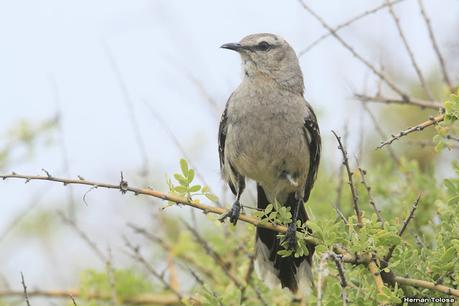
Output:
255,185,314,293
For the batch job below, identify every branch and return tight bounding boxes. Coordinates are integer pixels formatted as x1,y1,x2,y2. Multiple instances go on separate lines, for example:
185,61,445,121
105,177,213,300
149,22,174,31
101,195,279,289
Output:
0,289,180,305
358,167,384,226
384,195,421,263
394,276,459,297
368,260,386,305
385,0,434,101
377,114,444,149
332,131,363,226
355,93,442,109
297,0,408,99
20,273,31,306
361,102,400,165
0,171,320,246
417,0,453,91
298,0,406,56
317,252,348,306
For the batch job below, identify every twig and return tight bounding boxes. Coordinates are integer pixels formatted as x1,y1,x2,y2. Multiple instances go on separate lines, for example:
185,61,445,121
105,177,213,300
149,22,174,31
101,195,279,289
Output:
49,74,76,219
332,131,362,226
57,211,106,261
20,273,31,306
361,102,400,165
417,0,453,91
377,114,444,149
186,267,222,306
127,223,216,280
70,295,78,306
106,247,119,306
368,260,386,305
394,276,459,296
299,0,405,56
2,173,459,298
124,239,182,300
358,167,384,226
0,172,319,246
297,0,408,99
385,195,421,263
101,40,150,176
385,0,434,101
182,221,245,288
317,252,348,306
355,93,441,109
0,289,180,305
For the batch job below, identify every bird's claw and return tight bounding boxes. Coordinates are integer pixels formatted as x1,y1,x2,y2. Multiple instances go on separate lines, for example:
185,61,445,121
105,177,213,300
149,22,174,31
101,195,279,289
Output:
283,223,297,251
219,201,241,225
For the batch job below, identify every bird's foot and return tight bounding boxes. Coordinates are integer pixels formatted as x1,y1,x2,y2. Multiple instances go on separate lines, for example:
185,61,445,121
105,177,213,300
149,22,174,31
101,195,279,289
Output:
283,223,297,251
219,201,241,225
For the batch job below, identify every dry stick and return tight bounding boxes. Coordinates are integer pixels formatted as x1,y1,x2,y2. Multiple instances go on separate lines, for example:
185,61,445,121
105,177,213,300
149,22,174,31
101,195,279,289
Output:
20,273,31,306
182,221,245,289
333,124,349,224
317,253,348,306
0,290,179,305
377,113,444,149
58,211,107,261
355,93,442,110
395,276,459,297
124,239,183,300
127,223,216,280
332,131,362,226
101,40,150,176
186,267,222,306
358,167,384,226
384,195,421,263
417,0,453,91
360,103,400,165
106,247,119,306
0,172,319,245
368,260,386,305
49,75,76,219
70,295,78,306
1,173,458,298
297,0,408,99
385,0,435,101
299,0,405,56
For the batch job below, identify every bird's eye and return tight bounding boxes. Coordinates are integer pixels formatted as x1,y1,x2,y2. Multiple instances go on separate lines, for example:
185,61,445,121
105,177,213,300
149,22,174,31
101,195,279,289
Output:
257,41,271,51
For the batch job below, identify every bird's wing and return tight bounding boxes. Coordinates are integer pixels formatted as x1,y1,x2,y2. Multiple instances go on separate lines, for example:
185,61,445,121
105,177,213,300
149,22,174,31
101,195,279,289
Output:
218,93,236,194
303,104,321,202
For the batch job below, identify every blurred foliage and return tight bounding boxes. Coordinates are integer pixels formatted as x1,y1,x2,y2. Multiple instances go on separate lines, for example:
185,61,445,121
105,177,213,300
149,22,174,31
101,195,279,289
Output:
0,116,58,170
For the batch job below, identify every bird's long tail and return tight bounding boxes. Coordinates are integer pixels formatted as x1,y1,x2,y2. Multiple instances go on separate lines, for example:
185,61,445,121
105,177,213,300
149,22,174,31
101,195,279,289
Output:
254,185,315,293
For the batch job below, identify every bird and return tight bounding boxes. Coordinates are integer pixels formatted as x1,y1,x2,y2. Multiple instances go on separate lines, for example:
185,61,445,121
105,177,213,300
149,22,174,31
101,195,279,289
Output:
218,33,321,293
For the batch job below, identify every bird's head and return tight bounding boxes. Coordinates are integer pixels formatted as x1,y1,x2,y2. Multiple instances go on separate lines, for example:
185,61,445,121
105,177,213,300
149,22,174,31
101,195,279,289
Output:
221,33,304,94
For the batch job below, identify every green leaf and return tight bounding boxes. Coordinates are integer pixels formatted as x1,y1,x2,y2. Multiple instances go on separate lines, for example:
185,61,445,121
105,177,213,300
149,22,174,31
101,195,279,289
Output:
174,174,188,186
205,193,219,202
187,169,195,183
180,159,189,176
189,184,201,192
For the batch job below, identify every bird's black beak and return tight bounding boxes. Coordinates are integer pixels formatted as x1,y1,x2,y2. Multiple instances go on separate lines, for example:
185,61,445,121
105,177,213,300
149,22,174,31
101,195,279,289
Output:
220,42,243,52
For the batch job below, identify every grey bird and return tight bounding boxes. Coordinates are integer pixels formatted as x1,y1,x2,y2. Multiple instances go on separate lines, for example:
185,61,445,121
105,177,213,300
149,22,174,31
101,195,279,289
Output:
218,33,321,293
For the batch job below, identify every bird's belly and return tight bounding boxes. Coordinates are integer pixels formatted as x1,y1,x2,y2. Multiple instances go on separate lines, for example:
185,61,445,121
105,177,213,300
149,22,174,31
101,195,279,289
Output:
226,119,309,189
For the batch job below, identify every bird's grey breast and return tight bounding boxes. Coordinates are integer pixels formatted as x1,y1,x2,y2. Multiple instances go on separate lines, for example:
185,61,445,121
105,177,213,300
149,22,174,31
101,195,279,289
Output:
224,79,310,190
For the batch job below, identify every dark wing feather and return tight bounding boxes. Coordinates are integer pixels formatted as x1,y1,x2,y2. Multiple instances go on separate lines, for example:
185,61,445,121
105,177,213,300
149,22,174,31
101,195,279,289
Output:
218,94,236,194
303,105,321,202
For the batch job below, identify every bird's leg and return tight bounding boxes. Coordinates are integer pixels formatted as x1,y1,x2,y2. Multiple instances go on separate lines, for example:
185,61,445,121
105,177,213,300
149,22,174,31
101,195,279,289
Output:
219,176,245,225
284,195,303,251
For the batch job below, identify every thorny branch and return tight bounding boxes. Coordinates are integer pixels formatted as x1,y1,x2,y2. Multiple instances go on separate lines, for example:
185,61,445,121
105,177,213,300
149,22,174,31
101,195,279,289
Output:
317,252,348,306
417,0,453,91
297,0,408,99
0,289,180,305
355,93,442,110
1,172,458,298
20,273,31,306
377,114,444,149
384,195,421,263
298,0,406,56
332,131,363,226
385,0,434,101
358,167,384,226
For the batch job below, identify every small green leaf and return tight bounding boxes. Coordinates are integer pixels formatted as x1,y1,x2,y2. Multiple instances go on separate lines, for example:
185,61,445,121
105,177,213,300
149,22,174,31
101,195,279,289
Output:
189,185,201,192
180,159,189,176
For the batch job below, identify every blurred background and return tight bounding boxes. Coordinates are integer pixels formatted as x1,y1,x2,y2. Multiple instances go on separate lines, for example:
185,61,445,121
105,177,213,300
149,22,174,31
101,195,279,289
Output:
0,0,458,304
